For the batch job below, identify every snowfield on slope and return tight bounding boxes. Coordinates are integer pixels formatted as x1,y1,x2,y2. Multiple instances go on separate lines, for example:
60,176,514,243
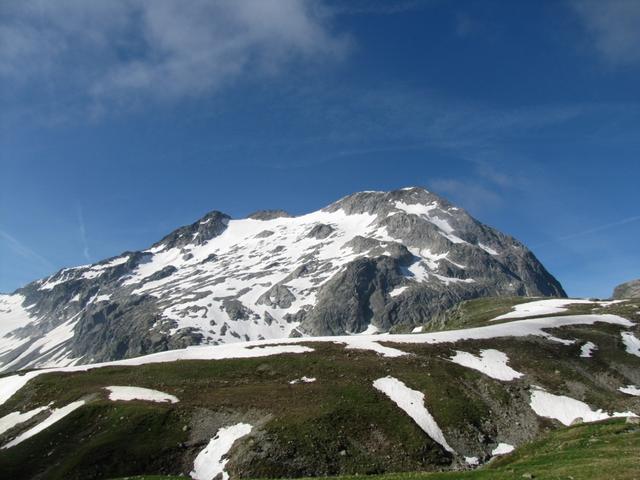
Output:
621,331,640,357
1,401,86,449
619,385,640,396
529,387,636,426
580,341,597,358
492,298,622,321
449,349,523,381
491,443,515,455
191,423,253,480
127,209,382,343
0,405,49,436
105,386,179,403
373,376,455,454
0,314,633,407
0,295,35,357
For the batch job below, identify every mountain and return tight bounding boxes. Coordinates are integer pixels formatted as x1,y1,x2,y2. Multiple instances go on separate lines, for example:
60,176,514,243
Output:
0,187,565,372
0,297,638,479
613,279,640,299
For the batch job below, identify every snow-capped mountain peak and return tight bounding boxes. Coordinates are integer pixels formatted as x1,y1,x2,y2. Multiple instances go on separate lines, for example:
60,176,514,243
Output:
0,187,565,372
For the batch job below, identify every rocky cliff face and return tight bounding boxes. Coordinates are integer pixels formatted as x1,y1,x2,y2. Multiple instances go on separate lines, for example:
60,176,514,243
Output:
613,279,640,299
0,187,565,371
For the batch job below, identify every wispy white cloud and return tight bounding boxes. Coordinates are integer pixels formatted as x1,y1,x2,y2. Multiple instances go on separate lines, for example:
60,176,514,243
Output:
76,206,90,262
0,229,54,270
454,12,482,38
425,155,525,214
428,178,503,213
534,214,640,248
569,0,640,66
328,0,430,16
0,0,349,111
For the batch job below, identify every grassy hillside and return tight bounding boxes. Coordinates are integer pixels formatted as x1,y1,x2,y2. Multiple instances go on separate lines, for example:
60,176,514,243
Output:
1,298,639,479
426,296,640,331
332,419,640,480
108,418,640,480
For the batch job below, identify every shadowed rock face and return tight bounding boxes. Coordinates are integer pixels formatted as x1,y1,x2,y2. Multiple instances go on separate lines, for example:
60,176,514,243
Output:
613,279,640,299
0,187,565,372
152,211,230,249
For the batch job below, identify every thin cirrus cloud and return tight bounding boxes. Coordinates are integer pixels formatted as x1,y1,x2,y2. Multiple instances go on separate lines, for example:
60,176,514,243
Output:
428,178,503,213
77,206,91,262
569,0,640,66
533,215,640,249
0,0,349,106
0,230,54,270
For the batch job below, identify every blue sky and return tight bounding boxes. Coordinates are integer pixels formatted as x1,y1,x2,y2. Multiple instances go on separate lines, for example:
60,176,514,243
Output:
1,0,639,297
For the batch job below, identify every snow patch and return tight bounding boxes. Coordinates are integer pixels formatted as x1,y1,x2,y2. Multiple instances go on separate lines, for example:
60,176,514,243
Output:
621,331,640,357
478,243,498,255
529,387,636,426
394,201,438,217
429,217,455,234
339,338,408,358
0,405,49,436
80,256,130,280
492,443,515,455
580,341,597,358
1,400,85,449
38,269,78,290
373,376,455,454
464,456,479,466
450,349,523,381
431,273,475,285
191,423,253,480
404,259,430,282
0,317,79,372
394,201,461,237
440,232,468,244
492,299,596,321
619,385,640,396
105,386,179,403
0,371,42,406
389,286,408,298
289,376,316,384
387,314,631,349
357,324,379,335
0,294,35,340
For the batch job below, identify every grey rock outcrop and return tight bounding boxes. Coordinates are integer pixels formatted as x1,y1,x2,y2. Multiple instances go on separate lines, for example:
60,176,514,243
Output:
247,210,292,220
307,223,335,239
153,211,230,249
613,279,640,299
257,285,296,309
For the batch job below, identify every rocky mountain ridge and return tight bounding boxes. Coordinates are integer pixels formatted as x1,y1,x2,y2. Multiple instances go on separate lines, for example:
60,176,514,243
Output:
0,187,565,372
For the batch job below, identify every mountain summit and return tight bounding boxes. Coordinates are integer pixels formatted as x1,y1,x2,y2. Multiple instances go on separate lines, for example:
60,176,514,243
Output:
0,187,565,372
